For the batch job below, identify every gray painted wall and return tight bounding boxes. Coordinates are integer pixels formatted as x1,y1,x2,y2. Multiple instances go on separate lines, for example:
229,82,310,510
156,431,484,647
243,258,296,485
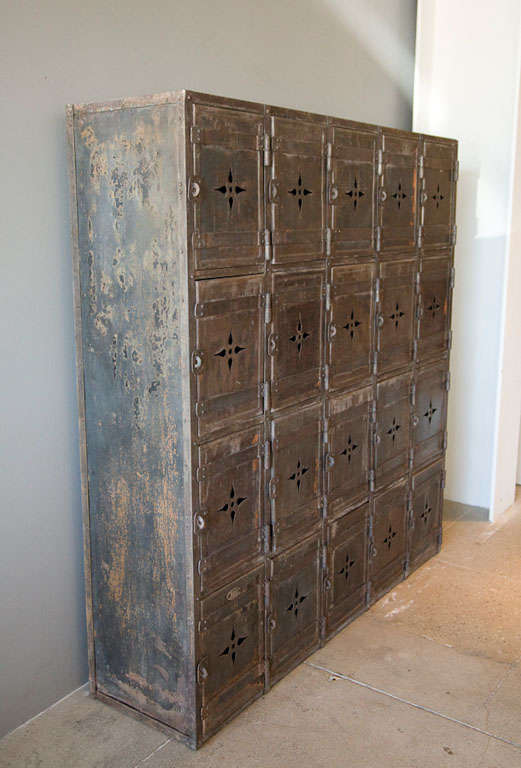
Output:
0,0,416,737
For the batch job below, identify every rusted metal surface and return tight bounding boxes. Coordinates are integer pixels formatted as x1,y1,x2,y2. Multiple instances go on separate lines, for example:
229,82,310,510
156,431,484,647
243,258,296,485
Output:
68,88,457,749
70,98,195,738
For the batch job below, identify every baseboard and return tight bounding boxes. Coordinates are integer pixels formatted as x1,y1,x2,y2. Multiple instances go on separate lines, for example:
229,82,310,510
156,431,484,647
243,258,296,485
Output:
443,499,489,522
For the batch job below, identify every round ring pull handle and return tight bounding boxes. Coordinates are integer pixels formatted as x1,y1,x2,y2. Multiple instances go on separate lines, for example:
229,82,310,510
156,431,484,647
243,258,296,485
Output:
193,353,203,371
327,454,335,469
328,323,337,340
190,180,201,198
268,334,278,355
370,544,378,559
412,415,420,427
269,617,277,631
329,185,339,202
380,189,387,203
324,578,332,591
377,315,384,328
422,191,428,204
195,514,206,531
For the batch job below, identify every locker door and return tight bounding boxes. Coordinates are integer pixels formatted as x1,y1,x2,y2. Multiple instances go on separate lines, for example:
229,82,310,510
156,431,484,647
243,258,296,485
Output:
324,503,368,638
194,275,264,438
377,259,416,375
195,426,263,594
379,131,419,252
329,262,376,391
269,403,322,552
326,386,373,519
197,568,264,741
409,460,444,573
267,535,321,685
413,362,449,470
189,103,265,274
269,269,324,411
370,479,408,599
420,138,457,248
374,373,412,489
267,111,325,265
418,252,453,363
328,123,377,257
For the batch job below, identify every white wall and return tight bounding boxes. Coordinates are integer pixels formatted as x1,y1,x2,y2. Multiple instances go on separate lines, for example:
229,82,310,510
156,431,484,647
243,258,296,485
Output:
0,0,417,737
414,0,521,515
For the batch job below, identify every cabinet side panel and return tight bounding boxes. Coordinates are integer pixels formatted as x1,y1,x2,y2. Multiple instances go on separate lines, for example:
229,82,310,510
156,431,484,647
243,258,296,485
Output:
72,100,195,737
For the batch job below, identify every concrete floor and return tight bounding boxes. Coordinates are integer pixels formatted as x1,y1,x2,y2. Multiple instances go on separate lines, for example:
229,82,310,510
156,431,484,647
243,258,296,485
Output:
2,491,521,768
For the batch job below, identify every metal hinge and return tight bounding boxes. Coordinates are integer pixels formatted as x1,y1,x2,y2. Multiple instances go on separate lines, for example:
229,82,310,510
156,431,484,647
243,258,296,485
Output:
418,155,424,180
263,134,272,166
449,266,455,289
447,330,453,350
326,142,333,172
262,381,271,412
410,380,416,406
190,126,201,144
264,292,271,324
325,227,332,256
375,226,382,251
441,469,447,490
268,477,277,499
451,225,457,245
452,161,459,183
322,419,329,446
377,149,383,176
264,439,271,470
325,283,331,312
403,556,410,576
323,365,329,390
442,431,448,451
418,226,423,248
370,400,377,423
321,545,328,570
263,229,272,261
413,338,418,361
372,350,378,375
195,401,207,418
374,277,380,304
264,524,271,551
445,371,451,391
368,469,375,492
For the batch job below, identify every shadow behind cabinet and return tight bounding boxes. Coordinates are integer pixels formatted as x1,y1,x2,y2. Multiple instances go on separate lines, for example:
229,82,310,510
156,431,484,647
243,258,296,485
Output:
68,91,457,748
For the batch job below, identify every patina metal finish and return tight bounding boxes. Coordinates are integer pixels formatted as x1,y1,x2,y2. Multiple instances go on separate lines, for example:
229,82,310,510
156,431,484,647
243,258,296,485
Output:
68,89,457,748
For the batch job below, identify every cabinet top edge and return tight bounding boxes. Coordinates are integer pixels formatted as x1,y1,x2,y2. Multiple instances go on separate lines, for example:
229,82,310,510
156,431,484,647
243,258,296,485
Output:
66,88,457,146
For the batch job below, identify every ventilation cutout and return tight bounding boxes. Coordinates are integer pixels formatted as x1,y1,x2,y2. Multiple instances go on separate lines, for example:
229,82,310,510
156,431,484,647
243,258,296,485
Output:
289,459,309,492
289,173,312,212
289,313,311,356
389,302,405,329
346,176,365,209
343,310,361,339
220,626,247,664
387,417,400,444
218,485,247,524
287,586,308,618
427,296,441,319
340,434,358,464
338,551,355,581
392,182,407,209
215,168,246,211
215,331,247,370
384,523,397,551
424,400,438,424
432,183,444,208
420,498,432,525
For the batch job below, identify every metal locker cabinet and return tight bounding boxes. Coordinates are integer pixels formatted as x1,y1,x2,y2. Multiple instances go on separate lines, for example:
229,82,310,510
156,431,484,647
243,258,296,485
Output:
68,89,457,749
